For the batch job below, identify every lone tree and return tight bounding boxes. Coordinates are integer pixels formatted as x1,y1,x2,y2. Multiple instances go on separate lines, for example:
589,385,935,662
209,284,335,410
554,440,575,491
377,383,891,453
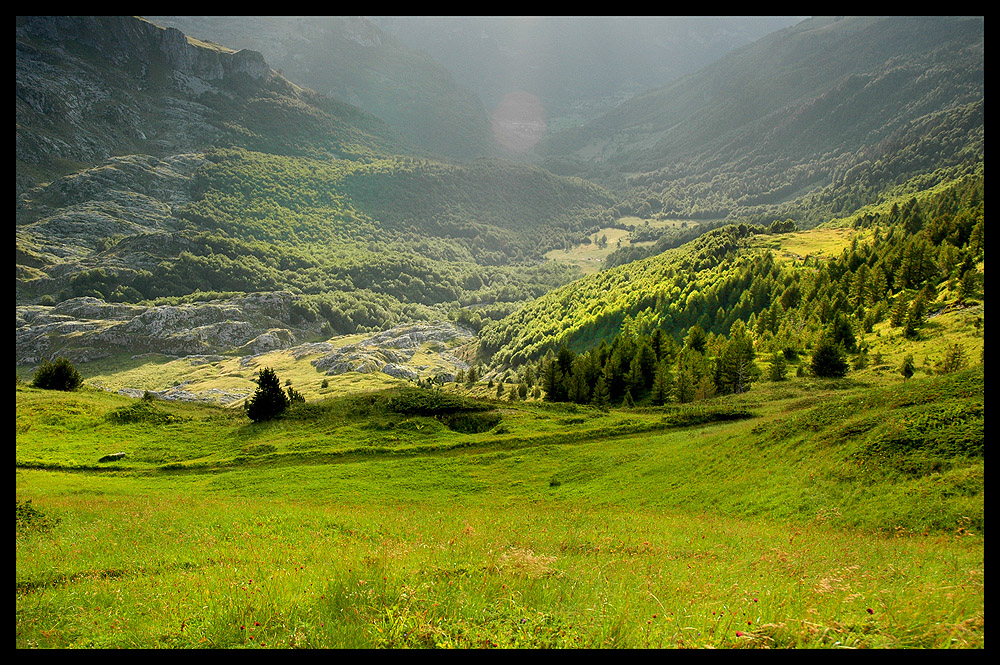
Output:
32,357,83,391
245,367,290,422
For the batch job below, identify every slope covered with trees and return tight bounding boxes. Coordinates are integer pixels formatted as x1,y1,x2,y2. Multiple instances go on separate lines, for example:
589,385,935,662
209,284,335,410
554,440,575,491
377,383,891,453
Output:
539,16,984,229
16,16,617,344
481,173,984,390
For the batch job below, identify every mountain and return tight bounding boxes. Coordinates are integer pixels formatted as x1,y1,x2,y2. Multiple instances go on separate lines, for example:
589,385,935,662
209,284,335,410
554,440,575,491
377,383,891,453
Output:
16,16,616,368
15,15,407,195
144,16,498,161
369,16,804,130
15,16,986,385
539,16,984,228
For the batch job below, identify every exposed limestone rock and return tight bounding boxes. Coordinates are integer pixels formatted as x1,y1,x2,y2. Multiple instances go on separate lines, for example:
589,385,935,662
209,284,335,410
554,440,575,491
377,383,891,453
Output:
310,321,473,378
16,292,312,366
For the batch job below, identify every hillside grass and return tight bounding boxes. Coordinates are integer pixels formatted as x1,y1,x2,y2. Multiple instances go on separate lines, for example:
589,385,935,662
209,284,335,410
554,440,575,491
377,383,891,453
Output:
16,367,984,648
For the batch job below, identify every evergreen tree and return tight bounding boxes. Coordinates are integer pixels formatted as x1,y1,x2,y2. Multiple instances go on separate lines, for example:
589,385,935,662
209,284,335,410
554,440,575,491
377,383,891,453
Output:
650,361,673,406
716,321,757,394
903,295,927,339
829,311,857,353
246,367,290,422
939,343,968,374
634,342,658,391
674,361,696,404
590,375,611,409
695,374,717,401
899,354,916,380
890,293,910,328
621,387,635,408
541,353,565,402
810,334,849,378
767,351,788,382
684,324,707,354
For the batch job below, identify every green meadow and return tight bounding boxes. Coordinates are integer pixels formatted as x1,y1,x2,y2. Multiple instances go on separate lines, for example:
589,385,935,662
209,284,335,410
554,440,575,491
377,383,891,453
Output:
16,366,984,648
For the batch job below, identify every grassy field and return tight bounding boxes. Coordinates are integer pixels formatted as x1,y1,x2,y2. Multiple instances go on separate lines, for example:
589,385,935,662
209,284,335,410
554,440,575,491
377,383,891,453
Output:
543,217,707,275
16,365,984,648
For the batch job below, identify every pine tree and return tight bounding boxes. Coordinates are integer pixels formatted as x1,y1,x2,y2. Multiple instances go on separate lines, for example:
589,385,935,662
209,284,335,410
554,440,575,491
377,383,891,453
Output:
716,321,757,394
899,354,916,380
246,367,290,422
939,344,968,374
650,361,673,405
903,295,927,339
621,387,635,408
810,334,849,378
767,351,787,382
590,375,610,409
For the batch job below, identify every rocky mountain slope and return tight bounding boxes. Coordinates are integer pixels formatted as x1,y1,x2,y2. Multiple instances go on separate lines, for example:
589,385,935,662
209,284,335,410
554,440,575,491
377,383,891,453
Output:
16,15,405,194
145,16,497,161
15,16,611,384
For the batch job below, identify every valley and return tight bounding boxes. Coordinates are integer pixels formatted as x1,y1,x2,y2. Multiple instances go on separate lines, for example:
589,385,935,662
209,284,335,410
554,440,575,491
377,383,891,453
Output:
16,16,984,649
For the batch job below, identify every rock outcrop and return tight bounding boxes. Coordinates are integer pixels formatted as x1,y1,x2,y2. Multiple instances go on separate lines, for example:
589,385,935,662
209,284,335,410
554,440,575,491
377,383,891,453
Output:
16,292,313,365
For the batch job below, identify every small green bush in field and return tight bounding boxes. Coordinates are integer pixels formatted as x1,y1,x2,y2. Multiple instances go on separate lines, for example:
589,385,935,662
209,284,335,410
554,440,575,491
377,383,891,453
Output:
31,357,83,391
16,499,59,533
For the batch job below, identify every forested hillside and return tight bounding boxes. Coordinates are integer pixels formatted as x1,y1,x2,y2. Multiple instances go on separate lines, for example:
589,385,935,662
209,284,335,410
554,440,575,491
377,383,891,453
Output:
15,16,986,388
16,16,617,362
15,17,986,650
479,174,984,391
539,16,984,229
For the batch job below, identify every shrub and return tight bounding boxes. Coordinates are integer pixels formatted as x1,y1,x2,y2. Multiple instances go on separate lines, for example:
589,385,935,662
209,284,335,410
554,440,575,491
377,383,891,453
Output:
31,357,83,391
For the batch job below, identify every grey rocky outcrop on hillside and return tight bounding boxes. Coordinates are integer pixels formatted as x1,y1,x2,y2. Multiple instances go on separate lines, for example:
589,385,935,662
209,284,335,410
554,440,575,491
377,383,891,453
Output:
16,291,310,365
310,322,472,380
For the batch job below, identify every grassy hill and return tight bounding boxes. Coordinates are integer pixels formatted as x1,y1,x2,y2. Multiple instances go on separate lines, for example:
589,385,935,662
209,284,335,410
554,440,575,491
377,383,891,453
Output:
16,365,983,648
479,173,983,369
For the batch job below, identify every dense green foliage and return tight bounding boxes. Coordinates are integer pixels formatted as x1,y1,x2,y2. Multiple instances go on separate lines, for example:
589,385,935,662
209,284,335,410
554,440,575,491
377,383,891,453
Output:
31,357,83,391
539,17,984,230
482,175,984,379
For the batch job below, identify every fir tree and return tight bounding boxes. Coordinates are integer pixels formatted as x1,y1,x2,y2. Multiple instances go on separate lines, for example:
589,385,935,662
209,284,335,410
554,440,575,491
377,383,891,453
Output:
767,351,788,382
246,367,290,422
621,387,635,408
590,375,610,409
650,361,673,405
810,334,849,378
899,354,916,380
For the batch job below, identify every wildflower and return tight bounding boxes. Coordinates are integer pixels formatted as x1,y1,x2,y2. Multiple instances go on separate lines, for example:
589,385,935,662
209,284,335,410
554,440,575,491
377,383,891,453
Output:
866,608,874,614
736,631,744,637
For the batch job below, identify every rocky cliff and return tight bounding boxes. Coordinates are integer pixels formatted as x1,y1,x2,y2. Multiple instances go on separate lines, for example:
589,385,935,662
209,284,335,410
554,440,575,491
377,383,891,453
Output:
15,16,276,194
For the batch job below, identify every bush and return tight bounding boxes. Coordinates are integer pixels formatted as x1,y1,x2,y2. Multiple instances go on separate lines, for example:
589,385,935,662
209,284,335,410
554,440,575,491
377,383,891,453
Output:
31,357,83,391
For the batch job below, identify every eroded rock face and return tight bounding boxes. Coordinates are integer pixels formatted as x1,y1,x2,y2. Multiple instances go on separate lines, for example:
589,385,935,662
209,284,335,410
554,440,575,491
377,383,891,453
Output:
310,321,473,379
16,16,273,194
15,292,310,365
